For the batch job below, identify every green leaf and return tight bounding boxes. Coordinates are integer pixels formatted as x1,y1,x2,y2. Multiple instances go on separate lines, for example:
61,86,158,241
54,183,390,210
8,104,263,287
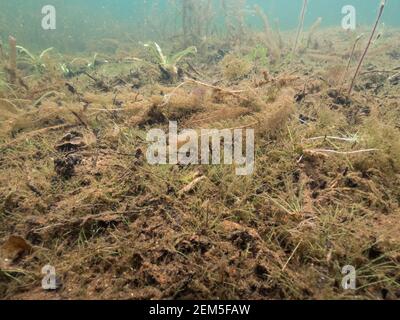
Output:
39,47,54,59
144,42,167,65
16,45,36,62
168,46,197,66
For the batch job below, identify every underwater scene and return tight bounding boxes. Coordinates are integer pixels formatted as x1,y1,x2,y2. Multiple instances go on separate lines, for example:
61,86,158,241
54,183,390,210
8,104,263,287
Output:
0,0,400,300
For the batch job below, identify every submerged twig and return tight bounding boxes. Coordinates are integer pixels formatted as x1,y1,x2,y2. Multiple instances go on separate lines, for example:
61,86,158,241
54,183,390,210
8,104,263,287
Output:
282,240,302,272
348,0,386,96
305,148,380,155
306,135,359,143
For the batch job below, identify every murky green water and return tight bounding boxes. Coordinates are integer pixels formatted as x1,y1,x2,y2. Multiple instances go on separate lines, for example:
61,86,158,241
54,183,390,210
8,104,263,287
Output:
0,0,398,52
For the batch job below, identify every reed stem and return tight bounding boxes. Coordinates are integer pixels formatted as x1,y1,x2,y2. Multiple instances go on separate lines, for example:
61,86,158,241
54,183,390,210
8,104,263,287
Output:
292,0,308,55
339,34,364,93
306,17,322,49
274,19,284,49
0,40,4,60
347,0,386,96
8,36,17,85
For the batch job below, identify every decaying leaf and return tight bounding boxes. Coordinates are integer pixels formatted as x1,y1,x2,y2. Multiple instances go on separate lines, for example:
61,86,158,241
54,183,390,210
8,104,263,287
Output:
1,235,32,263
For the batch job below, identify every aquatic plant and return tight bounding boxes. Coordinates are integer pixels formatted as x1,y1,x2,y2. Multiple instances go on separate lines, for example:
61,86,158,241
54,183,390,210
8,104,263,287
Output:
60,63,72,78
182,0,214,46
8,36,17,84
254,5,280,62
0,39,4,61
221,54,252,81
373,22,386,45
16,45,54,74
274,19,285,50
0,71,9,92
246,45,270,67
220,0,249,43
0,70,11,86
60,53,106,78
306,17,322,49
339,34,364,93
348,0,386,95
144,42,197,79
292,0,308,55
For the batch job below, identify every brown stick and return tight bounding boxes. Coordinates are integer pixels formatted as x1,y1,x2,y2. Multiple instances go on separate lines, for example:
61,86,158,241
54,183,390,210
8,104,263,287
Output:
348,0,386,96
304,148,380,155
339,34,364,93
292,0,308,55
8,36,17,85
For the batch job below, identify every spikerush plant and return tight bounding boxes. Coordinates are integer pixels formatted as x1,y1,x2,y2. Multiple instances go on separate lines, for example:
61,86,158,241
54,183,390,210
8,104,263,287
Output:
16,46,54,74
144,42,197,79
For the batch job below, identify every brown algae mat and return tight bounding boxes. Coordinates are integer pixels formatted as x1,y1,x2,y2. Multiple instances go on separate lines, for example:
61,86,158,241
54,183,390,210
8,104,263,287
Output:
0,28,400,300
